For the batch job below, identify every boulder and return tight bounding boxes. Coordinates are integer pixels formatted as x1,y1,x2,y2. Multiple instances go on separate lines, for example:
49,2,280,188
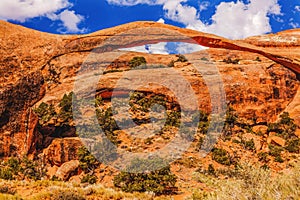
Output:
69,172,85,184
242,133,262,151
55,160,80,181
267,136,286,147
252,125,268,135
295,129,300,138
46,165,59,178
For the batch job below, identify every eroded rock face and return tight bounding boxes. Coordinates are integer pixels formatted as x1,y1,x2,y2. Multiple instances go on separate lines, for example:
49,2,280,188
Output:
0,20,299,163
43,138,82,166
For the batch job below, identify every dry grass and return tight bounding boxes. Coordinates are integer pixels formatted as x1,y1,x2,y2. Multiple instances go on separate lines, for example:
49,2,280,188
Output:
2,161,300,200
190,160,300,200
0,179,173,200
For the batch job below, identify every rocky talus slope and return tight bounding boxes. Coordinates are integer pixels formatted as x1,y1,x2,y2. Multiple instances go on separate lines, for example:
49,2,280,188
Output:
0,20,300,193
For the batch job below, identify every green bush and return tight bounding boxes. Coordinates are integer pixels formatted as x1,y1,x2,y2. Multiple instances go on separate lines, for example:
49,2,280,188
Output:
223,58,240,64
0,185,16,195
255,57,262,62
274,155,284,163
176,54,188,62
0,168,14,180
50,189,85,200
207,164,216,176
167,60,175,67
285,139,300,153
129,57,147,68
81,174,98,184
58,92,74,125
113,158,177,195
34,102,57,126
258,152,269,162
267,112,296,140
211,148,231,166
268,145,285,163
78,146,99,173
242,139,255,151
96,107,119,144
0,157,45,181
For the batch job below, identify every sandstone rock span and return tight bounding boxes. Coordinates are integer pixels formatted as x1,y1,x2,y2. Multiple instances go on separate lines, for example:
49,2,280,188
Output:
63,22,300,76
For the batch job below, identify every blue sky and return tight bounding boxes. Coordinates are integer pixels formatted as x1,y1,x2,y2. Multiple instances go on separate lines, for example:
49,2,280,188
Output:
0,0,299,40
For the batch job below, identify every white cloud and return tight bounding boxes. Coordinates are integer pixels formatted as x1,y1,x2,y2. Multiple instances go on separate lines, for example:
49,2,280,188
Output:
295,5,300,12
199,1,210,11
175,43,206,54
0,0,71,22
157,18,165,23
204,0,282,39
289,22,299,29
0,0,86,33
57,10,86,33
107,0,282,39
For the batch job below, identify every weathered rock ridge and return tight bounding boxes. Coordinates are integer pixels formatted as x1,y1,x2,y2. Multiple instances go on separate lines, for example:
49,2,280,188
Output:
0,20,300,162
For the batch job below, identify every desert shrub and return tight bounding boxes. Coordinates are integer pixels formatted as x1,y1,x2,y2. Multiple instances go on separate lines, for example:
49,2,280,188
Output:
34,102,57,126
167,60,175,67
222,106,238,137
192,110,209,134
129,56,147,68
58,92,74,125
201,57,209,61
241,139,255,151
0,185,16,195
268,144,283,157
113,157,177,195
285,139,300,153
165,111,181,127
20,157,45,180
81,174,98,184
96,107,119,144
274,155,284,163
0,168,14,180
255,57,262,62
78,146,99,173
50,189,85,200
207,164,216,176
93,139,118,163
34,92,75,126
267,112,297,140
268,144,284,163
7,158,20,174
223,58,240,64
176,54,188,62
258,152,269,162
211,148,231,166
0,157,45,181
193,162,300,199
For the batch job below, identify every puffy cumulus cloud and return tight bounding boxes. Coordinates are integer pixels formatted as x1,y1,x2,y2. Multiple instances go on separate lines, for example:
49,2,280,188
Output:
107,0,282,39
175,43,205,54
0,0,86,33
205,0,282,39
295,5,300,12
0,0,71,22
57,10,86,33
